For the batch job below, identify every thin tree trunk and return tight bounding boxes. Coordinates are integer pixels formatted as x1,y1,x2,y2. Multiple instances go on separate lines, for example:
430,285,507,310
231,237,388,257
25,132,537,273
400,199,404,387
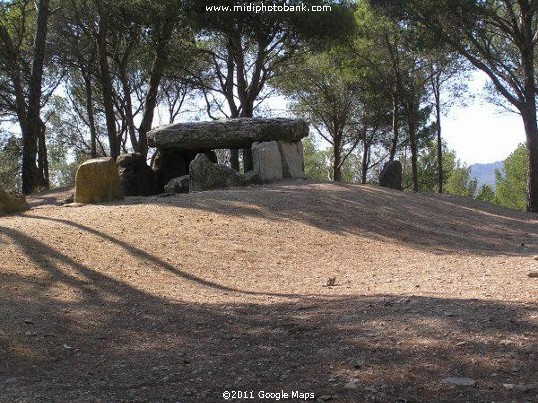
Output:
361,142,370,184
333,134,342,182
83,72,98,158
431,73,443,193
22,0,49,193
138,21,174,159
97,17,119,159
389,93,399,161
522,102,538,211
37,120,49,189
119,70,138,153
407,100,419,192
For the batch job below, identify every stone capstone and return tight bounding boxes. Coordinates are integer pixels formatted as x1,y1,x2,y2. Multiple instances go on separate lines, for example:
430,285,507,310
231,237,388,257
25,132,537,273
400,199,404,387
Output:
164,175,190,194
379,160,403,190
0,189,29,216
252,141,283,182
117,153,155,196
75,157,123,204
189,153,243,192
278,141,305,179
148,118,309,150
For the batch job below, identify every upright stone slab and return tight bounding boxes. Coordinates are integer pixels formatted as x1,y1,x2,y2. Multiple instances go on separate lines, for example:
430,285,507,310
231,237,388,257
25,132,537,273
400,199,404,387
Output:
252,141,283,182
75,157,123,204
295,141,305,172
278,141,305,178
117,153,155,196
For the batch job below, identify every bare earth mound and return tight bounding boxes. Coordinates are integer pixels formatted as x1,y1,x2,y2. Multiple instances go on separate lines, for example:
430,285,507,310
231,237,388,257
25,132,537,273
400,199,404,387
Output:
1,182,537,402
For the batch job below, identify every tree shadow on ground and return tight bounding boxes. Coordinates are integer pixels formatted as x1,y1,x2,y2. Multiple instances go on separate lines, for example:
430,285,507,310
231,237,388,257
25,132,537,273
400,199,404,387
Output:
136,182,538,257
1,221,537,402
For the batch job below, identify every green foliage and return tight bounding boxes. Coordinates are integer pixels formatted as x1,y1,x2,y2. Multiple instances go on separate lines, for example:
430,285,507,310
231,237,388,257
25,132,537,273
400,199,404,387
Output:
475,184,495,203
494,144,527,211
303,137,330,182
400,140,456,192
0,133,21,191
444,166,477,197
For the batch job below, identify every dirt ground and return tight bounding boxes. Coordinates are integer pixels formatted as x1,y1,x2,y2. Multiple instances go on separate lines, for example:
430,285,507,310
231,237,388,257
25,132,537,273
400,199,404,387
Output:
1,181,537,402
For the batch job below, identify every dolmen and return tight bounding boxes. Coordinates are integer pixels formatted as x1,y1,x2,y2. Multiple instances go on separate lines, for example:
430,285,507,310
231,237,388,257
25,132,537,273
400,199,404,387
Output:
147,117,309,193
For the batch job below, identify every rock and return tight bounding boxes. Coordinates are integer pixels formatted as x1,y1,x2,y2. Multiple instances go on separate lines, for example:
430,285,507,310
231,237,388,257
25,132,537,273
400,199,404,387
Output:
0,189,29,216
74,157,123,204
61,193,74,204
189,153,242,192
164,175,190,194
344,380,360,390
242,170,261,185
296,140,305,172
63,202,84,208
116,153,155,196
527,272,538,278
278,140,305,178
148,118,309,150
252,141,283,182
503,383,538,391
379,160,403,190
442,376,476,386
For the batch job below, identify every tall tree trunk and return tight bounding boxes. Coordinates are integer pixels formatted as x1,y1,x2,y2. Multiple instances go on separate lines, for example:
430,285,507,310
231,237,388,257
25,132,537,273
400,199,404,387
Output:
119,70,138,153
138,21,174,159
333,134,342,182
361,141,370,184
97,17,119,159
520,5,538,212
407,100,419,192
22,0,49,194
524,112,538,212
37,120,49,189
389,93,399,162
432,73,443,193
83,72,98,158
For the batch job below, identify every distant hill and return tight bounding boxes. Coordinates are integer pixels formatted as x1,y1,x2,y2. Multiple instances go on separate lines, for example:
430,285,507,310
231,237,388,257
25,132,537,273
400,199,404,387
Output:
470,161,503,189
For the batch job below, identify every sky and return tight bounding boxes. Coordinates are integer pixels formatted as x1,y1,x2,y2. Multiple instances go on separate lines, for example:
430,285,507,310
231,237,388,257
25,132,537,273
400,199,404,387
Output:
441,72,525,166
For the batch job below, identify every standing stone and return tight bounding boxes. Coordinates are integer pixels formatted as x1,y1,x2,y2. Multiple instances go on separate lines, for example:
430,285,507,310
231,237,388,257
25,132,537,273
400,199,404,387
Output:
295,140,305,172
75,157,123,204
252,141,283,182
0,189,29,216
117,153,155,196
189,153,243,192
379,160,403,190
278,141,305,178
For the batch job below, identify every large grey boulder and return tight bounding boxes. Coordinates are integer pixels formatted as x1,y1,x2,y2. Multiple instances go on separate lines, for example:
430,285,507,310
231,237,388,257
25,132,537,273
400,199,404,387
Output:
117,153,155,196
278,141,305,178
189,153,242,192
75,157,123,204
148,118,309,150
0,189,28,216
252,141,283,182
379,160,403,190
